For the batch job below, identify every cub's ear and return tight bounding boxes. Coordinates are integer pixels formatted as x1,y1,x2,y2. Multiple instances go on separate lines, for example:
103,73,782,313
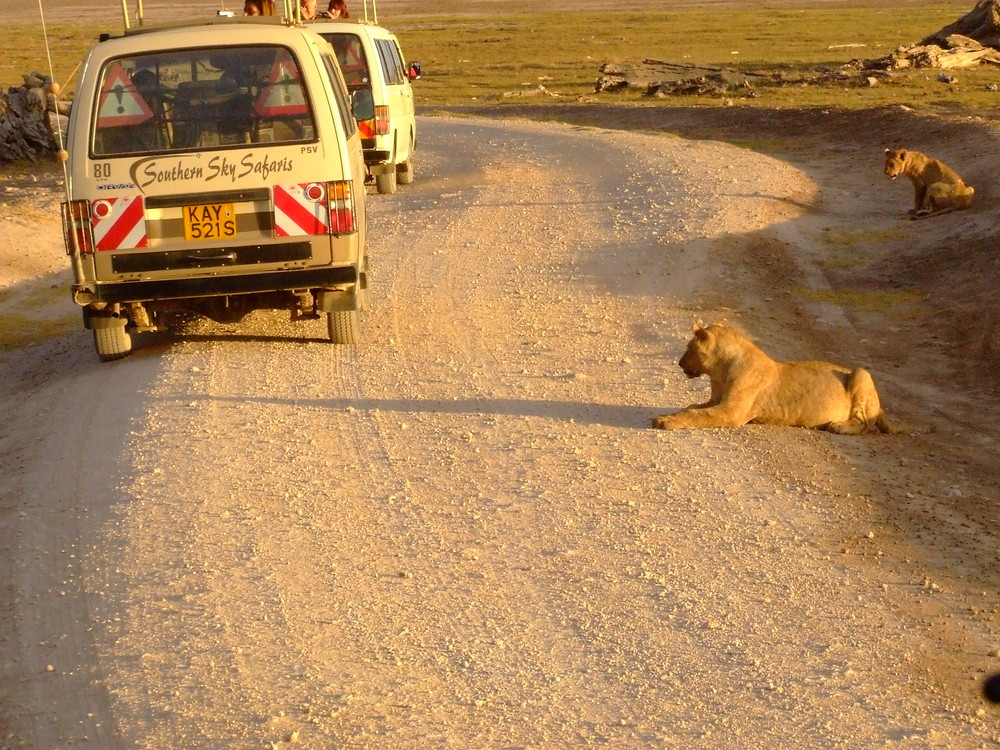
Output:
691,319,704,332
694,327,711,341
884,148,891,154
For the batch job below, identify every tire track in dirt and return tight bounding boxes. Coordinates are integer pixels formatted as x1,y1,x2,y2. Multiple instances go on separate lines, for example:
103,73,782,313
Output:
3,116,998,748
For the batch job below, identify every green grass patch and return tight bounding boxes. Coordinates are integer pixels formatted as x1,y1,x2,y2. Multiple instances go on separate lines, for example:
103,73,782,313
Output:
0,285,78,349
7,0,1000,111
814,227,908,271
2,23,101,94
3,3,980,111
0,315,78,350
390,4,982,109
794,287,923,312
818,225,907,254
727,138,788,152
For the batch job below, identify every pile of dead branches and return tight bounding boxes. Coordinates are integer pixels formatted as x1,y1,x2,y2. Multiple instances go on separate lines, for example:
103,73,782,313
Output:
866,35,1000,72
1,72,63,164
596,1,1000,98
596,60,774,97
847,2,1000,78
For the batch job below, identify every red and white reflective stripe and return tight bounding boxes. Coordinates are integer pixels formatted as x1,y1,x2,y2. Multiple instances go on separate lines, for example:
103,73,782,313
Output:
91,196,147,251
273,183,329,237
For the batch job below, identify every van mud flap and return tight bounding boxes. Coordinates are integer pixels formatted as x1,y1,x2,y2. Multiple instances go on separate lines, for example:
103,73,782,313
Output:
317,287,359,312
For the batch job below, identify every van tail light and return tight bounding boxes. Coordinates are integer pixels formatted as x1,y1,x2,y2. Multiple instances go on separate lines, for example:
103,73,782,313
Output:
374,105,389,136
327,180,357,234
61,200,95,255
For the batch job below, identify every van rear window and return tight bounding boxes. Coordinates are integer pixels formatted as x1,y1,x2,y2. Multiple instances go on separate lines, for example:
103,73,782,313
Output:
91,45,316,156
323,33,370,88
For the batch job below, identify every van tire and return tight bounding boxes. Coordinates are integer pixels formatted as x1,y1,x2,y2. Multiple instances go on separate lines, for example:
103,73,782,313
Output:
375,169,397,195
327,309,360,345
94,326,133,361
397,157,414,186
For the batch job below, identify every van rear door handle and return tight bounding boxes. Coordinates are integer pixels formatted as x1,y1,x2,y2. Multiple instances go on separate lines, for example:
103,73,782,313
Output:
183,252,237,266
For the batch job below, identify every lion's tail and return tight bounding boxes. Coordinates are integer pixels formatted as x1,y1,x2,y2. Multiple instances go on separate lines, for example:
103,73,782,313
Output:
875,411,933,435
874,411,902,434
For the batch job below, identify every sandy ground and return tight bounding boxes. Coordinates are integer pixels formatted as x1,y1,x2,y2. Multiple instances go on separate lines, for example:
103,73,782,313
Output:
1,104,1000,748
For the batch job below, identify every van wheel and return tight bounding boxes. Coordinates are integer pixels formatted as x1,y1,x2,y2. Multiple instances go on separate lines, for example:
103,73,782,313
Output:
94,326,132,361
397,157,414,186
375,169,397,195
327,309,360,345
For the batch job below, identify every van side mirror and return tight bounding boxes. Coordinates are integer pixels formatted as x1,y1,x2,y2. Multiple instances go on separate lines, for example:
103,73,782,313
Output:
351,88,375,122
408,62,421,81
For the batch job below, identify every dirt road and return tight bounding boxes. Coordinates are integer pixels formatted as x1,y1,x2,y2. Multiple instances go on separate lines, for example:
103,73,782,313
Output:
1,116,998,748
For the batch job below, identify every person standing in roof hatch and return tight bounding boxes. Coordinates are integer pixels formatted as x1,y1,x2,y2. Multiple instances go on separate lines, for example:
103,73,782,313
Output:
299,0,317,20
326,0,349,17
243,0,275,14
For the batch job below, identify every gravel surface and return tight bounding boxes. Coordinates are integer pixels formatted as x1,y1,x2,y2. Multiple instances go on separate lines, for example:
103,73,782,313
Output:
1,115,998,749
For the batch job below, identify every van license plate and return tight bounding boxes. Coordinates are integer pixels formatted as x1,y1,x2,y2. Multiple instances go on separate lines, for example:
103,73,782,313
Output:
183,203,237,241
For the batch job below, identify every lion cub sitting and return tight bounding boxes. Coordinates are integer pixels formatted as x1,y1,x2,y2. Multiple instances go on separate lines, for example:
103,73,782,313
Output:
884,148,974,220
651,323,901,434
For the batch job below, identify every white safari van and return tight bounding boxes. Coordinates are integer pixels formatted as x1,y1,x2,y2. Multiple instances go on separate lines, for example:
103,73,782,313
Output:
306,19,419,194
61,19,370,360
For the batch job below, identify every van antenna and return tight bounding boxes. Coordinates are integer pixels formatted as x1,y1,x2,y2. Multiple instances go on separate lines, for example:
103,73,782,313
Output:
37,0,67,187
36,0,85,285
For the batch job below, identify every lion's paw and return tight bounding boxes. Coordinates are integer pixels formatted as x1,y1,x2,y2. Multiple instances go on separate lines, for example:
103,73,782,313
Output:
651,415,674,430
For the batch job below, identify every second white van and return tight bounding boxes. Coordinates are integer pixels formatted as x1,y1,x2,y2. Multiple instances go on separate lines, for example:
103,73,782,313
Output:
307,19,419,194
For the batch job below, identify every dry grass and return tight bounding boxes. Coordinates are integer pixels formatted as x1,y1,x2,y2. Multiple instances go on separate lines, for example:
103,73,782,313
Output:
0,283,78,350
391,3,994,109
5,2,993,112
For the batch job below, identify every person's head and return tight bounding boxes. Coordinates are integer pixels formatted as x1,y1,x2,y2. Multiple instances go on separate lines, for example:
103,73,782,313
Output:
299,0,317,19
327,0,348,17
243,0,275,14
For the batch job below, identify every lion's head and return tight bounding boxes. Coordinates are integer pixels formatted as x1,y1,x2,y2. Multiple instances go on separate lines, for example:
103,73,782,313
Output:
678,323,749,379
884,148,907,179
678,325,717,378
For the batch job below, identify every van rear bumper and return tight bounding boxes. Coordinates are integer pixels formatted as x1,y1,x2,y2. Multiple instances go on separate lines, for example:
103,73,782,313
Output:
364,148,392,167
83,265,359,305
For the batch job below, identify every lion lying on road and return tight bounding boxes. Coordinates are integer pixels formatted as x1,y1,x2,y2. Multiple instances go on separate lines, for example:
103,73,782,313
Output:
884,148,974,220
651,323,902,434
